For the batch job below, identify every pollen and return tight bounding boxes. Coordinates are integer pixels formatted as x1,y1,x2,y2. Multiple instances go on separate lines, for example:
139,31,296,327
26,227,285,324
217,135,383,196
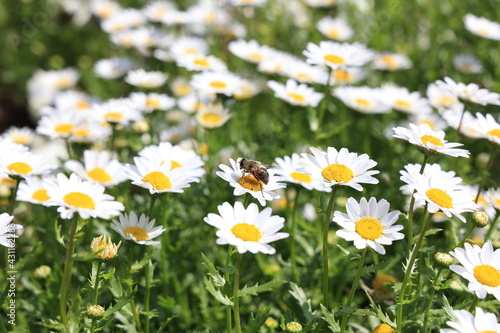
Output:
7,162,33,175
324,54,345,65
354,98,372,108
425,188,453,208
202,113,222,126
394,99,412,110
123,226,149,241
142,171,172,191
290,172,312,183
287,92,306,103
421,135,444,146
326,28,340,39
231,223,262,242
87,168,112,183
193,57,210,68
473,264,500,287
321,163,354,183
105,112,124,123
32,189,50,202
146,98,161,109
487,129,500,139
55,123,74,135
63,192,96,209
209,81,227,89
355,217,383,240
238,175,263,192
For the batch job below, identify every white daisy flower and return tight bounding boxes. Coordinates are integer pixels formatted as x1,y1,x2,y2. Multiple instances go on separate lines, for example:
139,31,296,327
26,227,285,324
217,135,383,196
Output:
101,8,146,33
436,77,500,106
407,169,478,222
142,1,177,21
274,153,330,192
333,86,391,114
45,68,80,90
216,158,286,206
393,123,470,157
464,14,500,41
410,112,448,131
329,67,365,85
90,0,121,19
94,98,143,126
372,52,412,71
123,155,198,194
450,242,500,301
171,77,192,97
234,79,261,100
124,69,167,89
36,108,85,139
400,163,465,197
69,120,111,143
257,50,298,75
0,213,23,248
170,36,208,58
64,150,127,187
299,147,379,192
229,0,268,6
380,85,432,114
426,83,460,111
316,16,353,41
128,92,175,113
46,173,125,220
485,187,500,211
228,39,273,63
94,57,133,79
138,141,205,180
453,54,483,74
284,60,328,85
441,108,482,139
2,126,36,146
111,211,165,245
54,90,95,114
303,41,374,69
0,147,57,179
267,79,324,107
469,113,500,145
440,307,500,333
195,102,232,129
333,197,403,255
190,71,243,96
16,176,57,206
175,54,227,72
203,201,289,254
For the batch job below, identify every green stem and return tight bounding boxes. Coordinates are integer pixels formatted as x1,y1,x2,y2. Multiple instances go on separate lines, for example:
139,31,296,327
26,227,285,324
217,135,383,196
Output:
484,211,499,243
396,210,433,332
60,216,79,331
149,194,158,218
474,147,497,204
225,246,234,333
315,68,333,140
455,223,475,248
128,243,143,333
339,248,367,333
144,255,152,333
7,177,20,215
233,253,243,333
468,295,479,313
289,188,301,282
91,260,103,333
322,187,338,309
422,267,443,333
407,155,430,249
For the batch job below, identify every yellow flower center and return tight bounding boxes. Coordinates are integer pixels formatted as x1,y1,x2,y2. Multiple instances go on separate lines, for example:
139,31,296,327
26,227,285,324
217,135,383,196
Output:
425,188,452,208
487,129,500,139
194,57,210,68
290,172,312,183
105,112,124,123
473,264,500,287
123,226,149,241
372,323,395,333
63,192,96,209
478,331,496,333
394,99,412,110
174,84,191,96
419,120,435,130
326,28,340,39
437,96,456,107
381,54,397,70
296,72,313,82
202,113,222,126
142,171,172,191
32,189,50,202
56,77,71,88
146,98,161,109
333,69,353,83
238,175,263,192
287,92,305,103
76,101,90,110
248,52,263,62
209,81,227,89
184,47,199,55
74,128,91,139
171,161,182,170
231,223,262,242
478,29,489,37
11,135,30,145
87,168,112,183
7,162,33,175
421,135,444,146
355,98,371,108
55,123,74,135
372,274,398,295
324,54,345,65
321,164,353,183
355,217,383,240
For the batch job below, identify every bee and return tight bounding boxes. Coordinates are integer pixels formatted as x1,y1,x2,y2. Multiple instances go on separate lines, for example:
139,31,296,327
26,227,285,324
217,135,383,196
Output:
239,158,272,185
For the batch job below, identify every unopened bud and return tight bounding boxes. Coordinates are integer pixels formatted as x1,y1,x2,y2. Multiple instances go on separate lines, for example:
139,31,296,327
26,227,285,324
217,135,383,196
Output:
86,304,105,319
433,252,454,268
286,322,303,332
472,211,489,228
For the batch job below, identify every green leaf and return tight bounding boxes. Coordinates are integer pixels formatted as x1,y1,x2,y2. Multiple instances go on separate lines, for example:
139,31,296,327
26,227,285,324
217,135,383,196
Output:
365,291,397,327
320,304,340,332
289,282,316,322
243,306,271,333
238,280,286,297
203,276,233,306
201,252,226,287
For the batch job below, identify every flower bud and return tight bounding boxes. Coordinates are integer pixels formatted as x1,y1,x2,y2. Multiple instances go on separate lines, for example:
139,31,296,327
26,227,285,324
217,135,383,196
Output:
86,305,105,319
433,252,454,268
286,322,303,332
34,265,52,279
472,211,489,228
